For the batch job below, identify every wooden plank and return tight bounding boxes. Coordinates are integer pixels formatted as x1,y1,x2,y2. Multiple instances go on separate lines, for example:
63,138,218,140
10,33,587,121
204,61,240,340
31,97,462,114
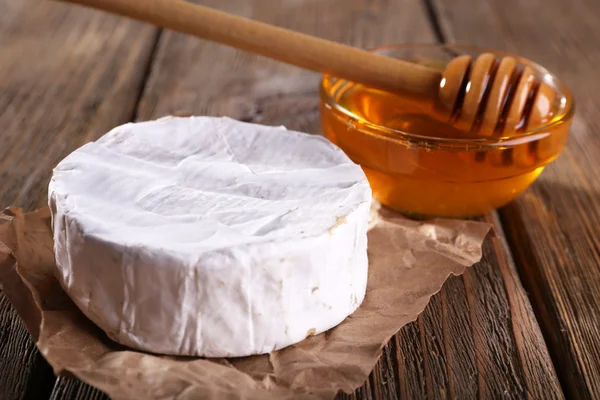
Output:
135,0,435,127
432,0,600,397
0,294,55,400
0,0,159,398
388,213,562,400
0,1,158,211
50,377,109,400
135,1,562,399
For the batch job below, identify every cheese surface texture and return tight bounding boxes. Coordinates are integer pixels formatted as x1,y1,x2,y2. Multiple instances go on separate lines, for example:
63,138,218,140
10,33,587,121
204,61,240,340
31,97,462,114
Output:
49,116,372,357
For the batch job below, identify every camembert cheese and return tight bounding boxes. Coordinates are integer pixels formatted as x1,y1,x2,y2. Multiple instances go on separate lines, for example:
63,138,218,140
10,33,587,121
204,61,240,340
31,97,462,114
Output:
49,116,371,357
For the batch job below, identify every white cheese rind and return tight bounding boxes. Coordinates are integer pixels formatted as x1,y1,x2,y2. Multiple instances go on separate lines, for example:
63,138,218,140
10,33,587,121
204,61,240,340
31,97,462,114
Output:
49,116,371,357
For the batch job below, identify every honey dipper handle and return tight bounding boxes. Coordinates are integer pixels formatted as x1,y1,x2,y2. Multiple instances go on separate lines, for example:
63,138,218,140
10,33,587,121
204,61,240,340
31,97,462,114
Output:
56,0,442,98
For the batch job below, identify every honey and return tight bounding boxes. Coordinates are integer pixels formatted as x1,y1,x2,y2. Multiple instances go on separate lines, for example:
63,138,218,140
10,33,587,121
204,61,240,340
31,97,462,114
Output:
319,46,573,217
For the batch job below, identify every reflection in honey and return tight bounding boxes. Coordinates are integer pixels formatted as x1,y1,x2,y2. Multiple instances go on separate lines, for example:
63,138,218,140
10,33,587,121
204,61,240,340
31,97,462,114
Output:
320,78,571,217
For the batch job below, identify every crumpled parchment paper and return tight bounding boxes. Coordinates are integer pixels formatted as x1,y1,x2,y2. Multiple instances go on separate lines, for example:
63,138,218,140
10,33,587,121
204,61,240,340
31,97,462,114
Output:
0,202,490,399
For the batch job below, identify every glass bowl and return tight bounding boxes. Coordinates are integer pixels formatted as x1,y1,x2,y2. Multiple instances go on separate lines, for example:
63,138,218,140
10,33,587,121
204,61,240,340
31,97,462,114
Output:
319,44,574,218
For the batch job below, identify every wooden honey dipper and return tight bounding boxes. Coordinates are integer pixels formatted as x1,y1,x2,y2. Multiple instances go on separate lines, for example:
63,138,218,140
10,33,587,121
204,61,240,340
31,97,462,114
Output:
439,53,556,136
57,0,555,136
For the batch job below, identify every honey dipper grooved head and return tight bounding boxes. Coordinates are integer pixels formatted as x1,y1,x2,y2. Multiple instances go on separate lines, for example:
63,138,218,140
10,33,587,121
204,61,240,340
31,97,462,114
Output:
436,52,554,135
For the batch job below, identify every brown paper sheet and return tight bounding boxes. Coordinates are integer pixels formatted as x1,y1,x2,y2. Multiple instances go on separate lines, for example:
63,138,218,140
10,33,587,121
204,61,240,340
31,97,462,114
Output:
0,203,491,399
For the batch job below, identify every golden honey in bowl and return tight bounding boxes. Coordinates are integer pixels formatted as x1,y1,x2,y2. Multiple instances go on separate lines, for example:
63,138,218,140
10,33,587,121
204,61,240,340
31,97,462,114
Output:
319,44,574,218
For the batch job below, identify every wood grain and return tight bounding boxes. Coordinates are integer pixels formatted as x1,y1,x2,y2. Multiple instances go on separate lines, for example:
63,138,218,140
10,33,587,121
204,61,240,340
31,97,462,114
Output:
432,0,600,397
0,1,158,210
383,213,562,400
0,0,158,398
0,295,55,400
135,0,433,127
59,0,443,99
49,378,109,400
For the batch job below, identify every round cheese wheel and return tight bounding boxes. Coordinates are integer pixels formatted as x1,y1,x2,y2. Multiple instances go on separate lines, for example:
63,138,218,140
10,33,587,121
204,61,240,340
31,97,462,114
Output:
49,116,372,357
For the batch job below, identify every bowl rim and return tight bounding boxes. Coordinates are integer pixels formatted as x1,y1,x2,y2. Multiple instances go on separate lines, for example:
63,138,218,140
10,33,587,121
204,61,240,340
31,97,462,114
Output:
319,43,575,149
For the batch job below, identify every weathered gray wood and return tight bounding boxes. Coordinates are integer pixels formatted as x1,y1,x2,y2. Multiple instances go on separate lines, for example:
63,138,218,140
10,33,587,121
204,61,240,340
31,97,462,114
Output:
0,0,158,398
432,0,600,397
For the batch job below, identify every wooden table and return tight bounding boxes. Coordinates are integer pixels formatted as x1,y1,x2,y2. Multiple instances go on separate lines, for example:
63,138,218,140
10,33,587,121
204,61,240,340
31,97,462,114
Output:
1,0,598,398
